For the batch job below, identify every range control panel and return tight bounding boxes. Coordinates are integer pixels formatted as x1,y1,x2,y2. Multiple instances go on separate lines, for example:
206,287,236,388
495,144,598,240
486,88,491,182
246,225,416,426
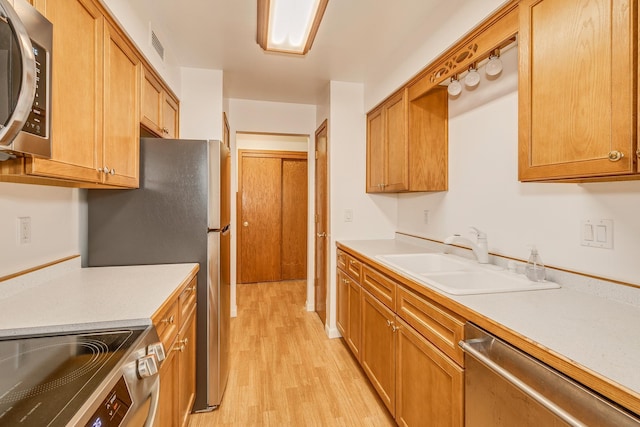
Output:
85,376,132,427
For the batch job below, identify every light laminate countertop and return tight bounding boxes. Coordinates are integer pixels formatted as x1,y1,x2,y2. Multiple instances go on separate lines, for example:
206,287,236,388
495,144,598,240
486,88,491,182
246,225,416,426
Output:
338,237,640,411
0,261,199,338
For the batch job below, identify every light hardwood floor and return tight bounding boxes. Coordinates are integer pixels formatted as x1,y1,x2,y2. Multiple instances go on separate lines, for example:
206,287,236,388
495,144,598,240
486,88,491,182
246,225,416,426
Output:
188,280,395,426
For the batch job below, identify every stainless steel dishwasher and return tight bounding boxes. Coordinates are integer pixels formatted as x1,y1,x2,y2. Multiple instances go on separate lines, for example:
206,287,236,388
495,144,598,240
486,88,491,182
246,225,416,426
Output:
460,323,640,427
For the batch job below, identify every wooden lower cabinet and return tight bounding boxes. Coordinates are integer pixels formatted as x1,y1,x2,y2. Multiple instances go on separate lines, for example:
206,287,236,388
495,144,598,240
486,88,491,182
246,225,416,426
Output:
158,344,179,427
153,277,197,427
361,289,396,416
337,249,465,426
395,317,464,427
178,306,197,427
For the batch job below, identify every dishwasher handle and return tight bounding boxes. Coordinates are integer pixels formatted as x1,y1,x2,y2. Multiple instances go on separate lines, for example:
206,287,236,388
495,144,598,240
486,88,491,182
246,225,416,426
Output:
459,339,587,427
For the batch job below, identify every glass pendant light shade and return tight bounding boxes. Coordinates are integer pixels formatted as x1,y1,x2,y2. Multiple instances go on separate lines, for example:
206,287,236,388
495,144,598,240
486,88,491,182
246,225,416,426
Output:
485,54,503,77
447,76,462,96
465,66,480,88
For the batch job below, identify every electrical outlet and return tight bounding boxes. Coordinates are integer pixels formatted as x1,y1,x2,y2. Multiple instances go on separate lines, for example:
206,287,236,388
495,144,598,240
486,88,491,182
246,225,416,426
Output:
344,209,353,222
18,217,31,245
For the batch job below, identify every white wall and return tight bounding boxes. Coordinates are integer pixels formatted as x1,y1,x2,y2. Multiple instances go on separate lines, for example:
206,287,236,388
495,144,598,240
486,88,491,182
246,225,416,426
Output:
0,184,80,277
102,0,182,95
179,68,224,140
227,99,317,316
396,45,640,286
323,81,397,337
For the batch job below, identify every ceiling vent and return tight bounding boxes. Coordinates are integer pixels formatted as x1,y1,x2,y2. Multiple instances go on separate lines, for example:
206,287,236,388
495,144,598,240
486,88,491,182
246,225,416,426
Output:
150,28,165,61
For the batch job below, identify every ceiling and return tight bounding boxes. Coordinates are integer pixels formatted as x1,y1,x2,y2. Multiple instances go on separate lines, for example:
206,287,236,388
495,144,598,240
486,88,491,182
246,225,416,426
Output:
146,0,460,105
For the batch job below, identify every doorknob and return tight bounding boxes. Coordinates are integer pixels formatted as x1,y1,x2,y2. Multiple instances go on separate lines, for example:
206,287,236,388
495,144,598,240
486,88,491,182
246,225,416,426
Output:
243,221,249,227
317,232,326,238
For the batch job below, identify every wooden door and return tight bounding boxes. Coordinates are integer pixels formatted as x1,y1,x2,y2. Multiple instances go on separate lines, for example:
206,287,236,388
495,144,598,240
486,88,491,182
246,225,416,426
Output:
238,156,282,283
395,317,464,427
27,0,104,183
103,23,140,187
347,278,361,360
238,150,308,283
384,89,409,192
282,159,308,280
361,289,396,416
518,0,636,180
178,309,197,427
141,67,163,136
336,269,348,338
163,94,179,138
314,121,328,323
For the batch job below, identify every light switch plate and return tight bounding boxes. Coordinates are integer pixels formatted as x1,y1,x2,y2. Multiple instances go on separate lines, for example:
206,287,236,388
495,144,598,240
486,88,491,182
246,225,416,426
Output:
581,219,613,249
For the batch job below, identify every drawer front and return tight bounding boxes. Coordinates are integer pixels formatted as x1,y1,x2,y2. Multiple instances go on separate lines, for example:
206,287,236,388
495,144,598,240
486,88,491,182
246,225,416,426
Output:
337,250,348,271
179,277,197,323
154,299,180,349
362,265,396,310
337,250,362,282
397,285,465,366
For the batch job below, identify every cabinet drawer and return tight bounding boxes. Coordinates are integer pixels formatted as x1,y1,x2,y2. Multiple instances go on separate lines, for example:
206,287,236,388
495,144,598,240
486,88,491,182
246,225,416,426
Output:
337,250,362,282
397,285,465,366
179,277,197,323
154,299,180,349
362,265,396,310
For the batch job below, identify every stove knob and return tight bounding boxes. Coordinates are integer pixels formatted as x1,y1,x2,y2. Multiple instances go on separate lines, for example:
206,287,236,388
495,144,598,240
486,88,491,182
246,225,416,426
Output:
148,342,166,362
137,354,159,378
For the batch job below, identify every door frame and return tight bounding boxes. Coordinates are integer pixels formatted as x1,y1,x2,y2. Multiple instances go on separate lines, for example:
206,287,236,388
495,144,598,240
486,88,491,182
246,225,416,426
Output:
236,149,308,284
314,120,329,324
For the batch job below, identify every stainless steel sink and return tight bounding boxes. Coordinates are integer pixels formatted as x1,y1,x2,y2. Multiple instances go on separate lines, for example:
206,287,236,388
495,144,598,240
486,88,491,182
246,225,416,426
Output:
375,253,560,295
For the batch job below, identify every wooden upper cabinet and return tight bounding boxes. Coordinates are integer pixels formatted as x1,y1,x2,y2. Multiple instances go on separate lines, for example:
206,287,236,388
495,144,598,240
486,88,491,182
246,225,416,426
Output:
518,0,638,181
26,0,104,183
103,22,140,187
367,89,408,192
367,86,448,193
141,67,180,139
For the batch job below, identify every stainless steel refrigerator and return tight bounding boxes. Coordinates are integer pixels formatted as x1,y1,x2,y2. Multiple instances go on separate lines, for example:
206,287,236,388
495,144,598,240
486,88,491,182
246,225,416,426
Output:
87,138,231,412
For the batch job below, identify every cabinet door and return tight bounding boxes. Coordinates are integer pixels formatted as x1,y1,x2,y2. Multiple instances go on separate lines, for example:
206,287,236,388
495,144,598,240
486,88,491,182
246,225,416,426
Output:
361,289,396,416
103,23,140,187
347,278,361,360
384,89,409,192
366,106,385,192
141,67,163,136
158,344,179,427
162,94,179,138
178,308,197,427
395,317,464,427
27,0,103,183
336,269,349,338
519,0,636,180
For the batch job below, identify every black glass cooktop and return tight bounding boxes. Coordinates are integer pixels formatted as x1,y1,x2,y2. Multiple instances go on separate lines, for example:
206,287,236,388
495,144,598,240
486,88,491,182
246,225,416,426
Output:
0,329,142,427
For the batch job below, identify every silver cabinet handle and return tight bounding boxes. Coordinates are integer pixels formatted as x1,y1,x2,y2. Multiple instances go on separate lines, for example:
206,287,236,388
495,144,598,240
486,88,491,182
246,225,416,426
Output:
459,340,587,427
317,232,326,238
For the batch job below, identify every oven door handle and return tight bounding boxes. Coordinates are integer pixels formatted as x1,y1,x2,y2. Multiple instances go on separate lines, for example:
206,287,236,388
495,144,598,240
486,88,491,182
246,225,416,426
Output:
459,340,587,427
144,376,161,427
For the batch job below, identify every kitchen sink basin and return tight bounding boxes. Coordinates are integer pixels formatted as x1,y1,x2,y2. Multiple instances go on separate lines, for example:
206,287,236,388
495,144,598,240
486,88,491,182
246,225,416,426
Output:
375,252,560,295
419,270,560,295
375,253,471,274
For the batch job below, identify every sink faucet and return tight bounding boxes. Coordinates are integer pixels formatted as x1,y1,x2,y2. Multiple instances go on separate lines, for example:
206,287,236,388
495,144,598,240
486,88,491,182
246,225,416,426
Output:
444,227,489,264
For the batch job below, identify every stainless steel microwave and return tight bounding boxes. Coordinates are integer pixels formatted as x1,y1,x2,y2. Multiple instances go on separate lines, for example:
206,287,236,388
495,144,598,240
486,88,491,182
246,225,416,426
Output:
0,0,52,159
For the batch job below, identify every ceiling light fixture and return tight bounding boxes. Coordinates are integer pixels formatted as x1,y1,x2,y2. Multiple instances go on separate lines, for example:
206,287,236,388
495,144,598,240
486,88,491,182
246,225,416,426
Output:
485,49,503,77
257,0,329,55
464,64,480,88
447,75,462,96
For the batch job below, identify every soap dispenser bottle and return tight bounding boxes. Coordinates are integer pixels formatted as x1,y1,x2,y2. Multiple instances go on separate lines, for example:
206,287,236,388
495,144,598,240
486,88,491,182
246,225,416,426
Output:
525,246,546,282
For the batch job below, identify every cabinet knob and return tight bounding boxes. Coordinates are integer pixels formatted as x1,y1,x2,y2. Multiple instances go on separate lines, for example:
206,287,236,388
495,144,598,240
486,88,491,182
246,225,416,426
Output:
636,149,640,158
162,127,169,134
243,221,249,227
386,319,392,327
161,314,175,325
317,232,327,238
608,151,624,162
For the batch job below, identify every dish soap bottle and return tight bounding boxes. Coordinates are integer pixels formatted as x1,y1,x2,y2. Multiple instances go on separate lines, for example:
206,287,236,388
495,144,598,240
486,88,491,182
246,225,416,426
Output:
525,246,546,282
